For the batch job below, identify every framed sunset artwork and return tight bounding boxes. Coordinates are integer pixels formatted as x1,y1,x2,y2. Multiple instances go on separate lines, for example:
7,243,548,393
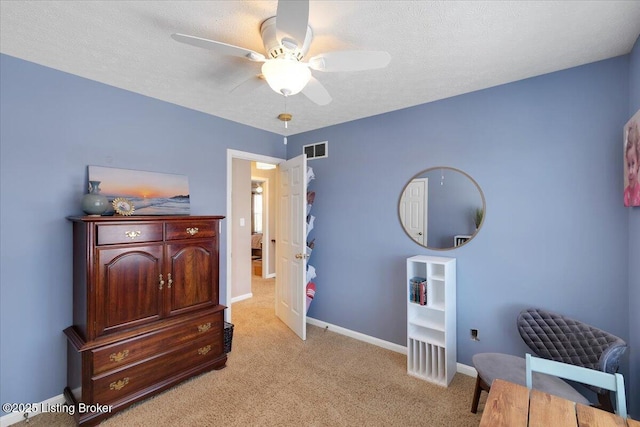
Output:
624,110,640,207
88,166,190,215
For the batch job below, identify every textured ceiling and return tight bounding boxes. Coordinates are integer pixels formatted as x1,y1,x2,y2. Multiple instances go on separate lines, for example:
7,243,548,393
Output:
1,1,639,136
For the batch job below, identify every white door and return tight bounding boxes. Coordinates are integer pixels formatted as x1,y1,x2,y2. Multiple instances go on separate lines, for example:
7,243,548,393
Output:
400,178,427,245
275,154,307,340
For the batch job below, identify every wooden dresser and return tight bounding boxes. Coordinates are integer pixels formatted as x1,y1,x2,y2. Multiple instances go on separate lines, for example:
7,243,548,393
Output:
64,215,227,426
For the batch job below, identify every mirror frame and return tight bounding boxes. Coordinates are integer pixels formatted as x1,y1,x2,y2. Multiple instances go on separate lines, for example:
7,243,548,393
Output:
398,166,486,250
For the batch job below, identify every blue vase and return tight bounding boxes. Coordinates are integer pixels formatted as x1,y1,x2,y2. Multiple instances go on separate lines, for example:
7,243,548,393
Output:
82,180,108,215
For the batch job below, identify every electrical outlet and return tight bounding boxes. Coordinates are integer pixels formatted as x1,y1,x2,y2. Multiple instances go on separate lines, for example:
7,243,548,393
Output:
470,328,479,341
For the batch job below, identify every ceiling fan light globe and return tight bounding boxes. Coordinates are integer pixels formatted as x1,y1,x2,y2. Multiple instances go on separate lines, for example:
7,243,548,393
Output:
261,59,311,96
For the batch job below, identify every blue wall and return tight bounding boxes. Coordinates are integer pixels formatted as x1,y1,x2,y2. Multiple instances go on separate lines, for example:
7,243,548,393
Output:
1,41,637,416
289,55,635,410
627,35,640,418
0,54,285,412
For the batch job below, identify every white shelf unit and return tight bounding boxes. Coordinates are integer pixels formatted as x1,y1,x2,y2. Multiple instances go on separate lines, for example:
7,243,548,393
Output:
406,255,456,386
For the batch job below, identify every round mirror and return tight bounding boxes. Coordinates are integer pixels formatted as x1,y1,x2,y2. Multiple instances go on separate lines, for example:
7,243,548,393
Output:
398,167,485,250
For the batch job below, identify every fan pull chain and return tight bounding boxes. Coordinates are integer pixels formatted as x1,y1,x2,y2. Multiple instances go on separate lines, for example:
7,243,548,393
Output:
282,97,289,145
284,120,288,144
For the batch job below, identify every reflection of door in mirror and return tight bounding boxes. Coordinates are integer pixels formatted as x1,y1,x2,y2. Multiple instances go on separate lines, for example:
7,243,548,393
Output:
399,178,428,245
399,167,485,250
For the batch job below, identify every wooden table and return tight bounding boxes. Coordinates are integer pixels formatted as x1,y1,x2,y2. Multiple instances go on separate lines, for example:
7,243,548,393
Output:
479,379,639,427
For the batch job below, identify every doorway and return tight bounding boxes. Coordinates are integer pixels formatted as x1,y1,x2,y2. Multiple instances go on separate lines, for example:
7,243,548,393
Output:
225,149,283,322
251,178,265,278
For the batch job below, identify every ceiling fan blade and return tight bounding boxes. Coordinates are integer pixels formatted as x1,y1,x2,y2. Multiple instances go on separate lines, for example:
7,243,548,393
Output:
301,77,331,106
275,0,309,50
171,33,266,62
308,51,391,72
230,75,265,95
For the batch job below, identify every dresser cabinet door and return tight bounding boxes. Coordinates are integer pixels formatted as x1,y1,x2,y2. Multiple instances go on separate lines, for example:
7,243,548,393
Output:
165,240,218,316
95,245,164,337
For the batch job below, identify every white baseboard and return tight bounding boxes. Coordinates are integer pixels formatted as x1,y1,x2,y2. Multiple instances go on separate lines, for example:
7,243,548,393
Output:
1,393,67,427
457,363,477,377
230,292,252,304
306,317,476,378
306,317,406,354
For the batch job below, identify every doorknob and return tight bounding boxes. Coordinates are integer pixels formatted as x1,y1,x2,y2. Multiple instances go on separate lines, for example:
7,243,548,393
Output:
295,253,309,259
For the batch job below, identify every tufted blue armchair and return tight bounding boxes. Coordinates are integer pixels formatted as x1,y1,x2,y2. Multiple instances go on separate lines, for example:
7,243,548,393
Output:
471,308,627,413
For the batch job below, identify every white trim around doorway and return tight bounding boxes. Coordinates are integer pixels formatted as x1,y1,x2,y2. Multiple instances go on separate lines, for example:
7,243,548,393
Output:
225,149,284,322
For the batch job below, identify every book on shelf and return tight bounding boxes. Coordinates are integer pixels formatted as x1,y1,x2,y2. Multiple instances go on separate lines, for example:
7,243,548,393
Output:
409,277,428,305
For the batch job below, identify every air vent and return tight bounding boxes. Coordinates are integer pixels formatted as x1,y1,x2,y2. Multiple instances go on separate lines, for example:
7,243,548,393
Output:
303,141,328,160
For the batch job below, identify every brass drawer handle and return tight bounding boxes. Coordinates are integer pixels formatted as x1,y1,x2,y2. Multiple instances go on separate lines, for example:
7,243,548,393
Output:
186,227,199,236
167,273,173,289
159,274,164,290
109,377,130,391
197,323,211,333
125,230,141,239
109,350,129,363
198,345,212,355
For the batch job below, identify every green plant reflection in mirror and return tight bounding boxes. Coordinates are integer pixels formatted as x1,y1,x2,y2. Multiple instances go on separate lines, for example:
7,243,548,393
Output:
398,167,485,250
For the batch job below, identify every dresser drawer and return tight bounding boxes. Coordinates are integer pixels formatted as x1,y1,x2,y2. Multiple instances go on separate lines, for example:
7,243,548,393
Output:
91,336,223,404
165,220,217,241
96,223,164,245
91,312,223,375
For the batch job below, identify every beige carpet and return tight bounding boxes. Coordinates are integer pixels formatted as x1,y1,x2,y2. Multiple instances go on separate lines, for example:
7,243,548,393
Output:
16,275,484,426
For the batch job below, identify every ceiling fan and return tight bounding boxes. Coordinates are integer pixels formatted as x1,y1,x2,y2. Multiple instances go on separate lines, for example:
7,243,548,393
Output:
171,0,391,106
